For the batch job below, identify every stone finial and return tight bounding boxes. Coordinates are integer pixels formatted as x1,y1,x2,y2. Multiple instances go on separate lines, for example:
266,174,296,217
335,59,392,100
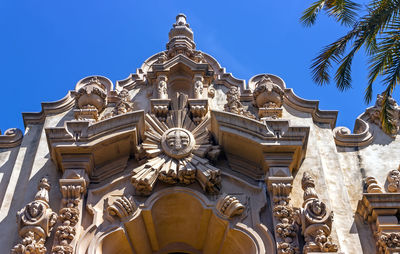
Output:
166,13,196,58
11,177,57,254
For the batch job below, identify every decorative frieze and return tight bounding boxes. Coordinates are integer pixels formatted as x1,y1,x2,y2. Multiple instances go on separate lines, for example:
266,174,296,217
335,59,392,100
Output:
11,177,57,254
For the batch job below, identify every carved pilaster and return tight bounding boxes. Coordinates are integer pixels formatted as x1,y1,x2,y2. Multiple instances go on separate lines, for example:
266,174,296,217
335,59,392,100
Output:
11,177,57,254
267,175,299,254
299,172,338,253
51,170,88,254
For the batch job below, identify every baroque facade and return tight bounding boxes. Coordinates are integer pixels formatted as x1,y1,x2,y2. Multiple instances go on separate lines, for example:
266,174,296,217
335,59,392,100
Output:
1,14,400,254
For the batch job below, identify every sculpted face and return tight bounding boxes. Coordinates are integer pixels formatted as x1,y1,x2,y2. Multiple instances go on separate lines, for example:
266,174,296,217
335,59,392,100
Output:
161,128,195,159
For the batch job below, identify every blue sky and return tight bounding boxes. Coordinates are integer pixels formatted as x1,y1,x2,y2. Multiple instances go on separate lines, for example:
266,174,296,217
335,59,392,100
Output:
1,0,397,133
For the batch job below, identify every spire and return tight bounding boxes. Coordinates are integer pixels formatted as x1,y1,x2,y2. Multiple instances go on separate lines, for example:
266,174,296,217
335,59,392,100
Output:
166,14,196,57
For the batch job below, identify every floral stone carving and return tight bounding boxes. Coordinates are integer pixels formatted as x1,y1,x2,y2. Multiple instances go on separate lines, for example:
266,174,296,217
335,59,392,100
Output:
377,231,400,253
132,94,221,195
299,172,337,253
11,177,57,254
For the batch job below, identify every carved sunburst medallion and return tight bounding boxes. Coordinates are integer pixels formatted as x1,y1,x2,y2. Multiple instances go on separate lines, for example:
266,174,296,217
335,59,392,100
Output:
131,97,221,195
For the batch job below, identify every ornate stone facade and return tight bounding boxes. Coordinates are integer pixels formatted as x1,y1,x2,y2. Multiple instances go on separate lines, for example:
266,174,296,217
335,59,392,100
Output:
1,13,400,254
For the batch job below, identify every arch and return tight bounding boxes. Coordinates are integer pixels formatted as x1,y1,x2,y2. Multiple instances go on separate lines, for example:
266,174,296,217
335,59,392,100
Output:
85,187,273,254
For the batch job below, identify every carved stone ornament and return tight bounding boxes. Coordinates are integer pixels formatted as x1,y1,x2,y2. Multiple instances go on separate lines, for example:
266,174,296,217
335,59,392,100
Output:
132,94,221,195
51,171,87,254
74,76,108,122
253,75,284,119
365,176,383,193
216,193,245,219
299,172,338,253
270,182,300,254
224,86,255,119
107,195,137,219
365,93,400,135
387,168,400,192
377,231,400,253
11,177,57,254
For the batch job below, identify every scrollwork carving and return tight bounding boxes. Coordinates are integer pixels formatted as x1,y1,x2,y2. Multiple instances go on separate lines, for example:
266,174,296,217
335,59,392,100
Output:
216,193,245,219
299,172,337,253
377,231,400,253
107,195,137,219
11,177,57,254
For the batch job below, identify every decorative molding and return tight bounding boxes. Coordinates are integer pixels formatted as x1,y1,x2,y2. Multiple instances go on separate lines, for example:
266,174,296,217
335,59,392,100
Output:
11,177,57,254
333,118,374,147
0,128,23,148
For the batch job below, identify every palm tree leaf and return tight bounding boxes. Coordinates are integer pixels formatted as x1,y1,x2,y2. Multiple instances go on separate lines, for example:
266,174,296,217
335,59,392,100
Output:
300,0,326,27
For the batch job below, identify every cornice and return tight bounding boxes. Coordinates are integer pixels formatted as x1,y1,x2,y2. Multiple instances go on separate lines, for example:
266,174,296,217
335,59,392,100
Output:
22,91,75,128
0,128,23,148
284,88,338,129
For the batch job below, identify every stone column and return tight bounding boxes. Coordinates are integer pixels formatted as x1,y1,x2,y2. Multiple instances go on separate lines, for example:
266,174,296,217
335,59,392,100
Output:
51,169,88,254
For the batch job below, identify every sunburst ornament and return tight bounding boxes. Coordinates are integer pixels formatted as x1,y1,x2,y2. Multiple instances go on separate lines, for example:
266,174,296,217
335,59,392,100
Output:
131,95,221,195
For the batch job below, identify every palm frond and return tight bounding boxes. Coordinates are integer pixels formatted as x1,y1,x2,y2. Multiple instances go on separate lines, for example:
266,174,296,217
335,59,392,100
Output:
300,0,326,27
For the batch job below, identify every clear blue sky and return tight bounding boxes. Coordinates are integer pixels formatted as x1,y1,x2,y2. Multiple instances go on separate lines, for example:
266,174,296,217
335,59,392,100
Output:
1,0,397,133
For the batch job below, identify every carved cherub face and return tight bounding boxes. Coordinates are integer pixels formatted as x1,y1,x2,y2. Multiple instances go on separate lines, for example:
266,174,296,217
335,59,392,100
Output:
310,200,325,216
27,202,43,218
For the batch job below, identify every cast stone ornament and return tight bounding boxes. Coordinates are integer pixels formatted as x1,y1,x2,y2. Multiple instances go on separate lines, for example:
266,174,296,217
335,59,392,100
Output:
216,193,245,219
11,177,57,254
365,176,383,193
131,94,221,195
224,86,255,119
377,231,400,253
107,195,137,219
270,182,300,254
365,93,400,135
387,168,400,192
299,172,337,253
253,75,284,119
